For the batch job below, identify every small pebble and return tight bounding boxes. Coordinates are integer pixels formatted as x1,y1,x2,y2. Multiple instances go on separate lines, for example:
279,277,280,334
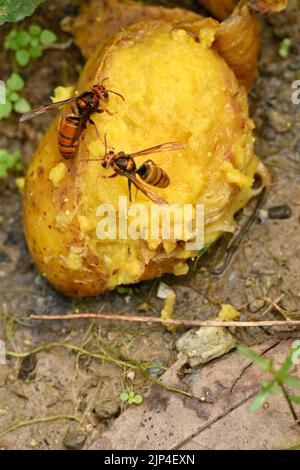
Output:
63,431,87,450
93,402,120,420
18,354,37,381
107,331,118,342
146,358,167,377
268,204,292,219
4,231,18,246
249,299,265,313
268,110,291,133
157,282,174,299
126,371,135,381
0,250,11,263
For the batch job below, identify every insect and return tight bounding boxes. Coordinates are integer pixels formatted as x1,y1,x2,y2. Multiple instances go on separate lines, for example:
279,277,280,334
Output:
19,81,124,159
85,139,185,205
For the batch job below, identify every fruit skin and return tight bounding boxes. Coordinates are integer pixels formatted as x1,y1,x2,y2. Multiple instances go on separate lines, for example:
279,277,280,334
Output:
23,20,267,297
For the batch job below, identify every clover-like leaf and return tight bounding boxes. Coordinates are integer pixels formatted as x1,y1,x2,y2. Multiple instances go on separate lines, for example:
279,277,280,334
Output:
15,49,30,66
14,98,31,114
4,29,18,50
0,101,13,119
15,31,31,48
30,38,39,48
29,25,42,37
0,164,8,178
0,149,21,178
6,73,24,92
133,394,143,405
120,392,129,402
40,29,57,46
7,91,19,103
29,46,43,59
0,149,9,160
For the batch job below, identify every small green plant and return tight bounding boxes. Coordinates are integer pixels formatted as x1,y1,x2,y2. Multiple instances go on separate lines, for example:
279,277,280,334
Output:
120,390,143,405
279,37,291,59
4,25,57,66
0,148,22,178
0,73,31,119
238,343,300,426
0,0,47,25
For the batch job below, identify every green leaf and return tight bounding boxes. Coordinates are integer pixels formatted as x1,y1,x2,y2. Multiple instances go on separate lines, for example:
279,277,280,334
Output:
29,25,41,37
29,46,43,59
15,31,31,48
6,73,24,91
128,397,135,404
15,49,30,66
0,1,47,26
250,382,273,411
6,29,17,39
133,394,143,404
0,101,13,119
75,64,83,75
278,354,294,378
284,375,300,391
0,149,21,178
279,38,291,59
14,98,31,114
288,396,300,404
4,29,17,49
30,38,39,48
7,91,19,102
128,391,135,398
119,392,129,402
0,149,9,160
0,164,8,178
40,29,57,46
238,345,272,371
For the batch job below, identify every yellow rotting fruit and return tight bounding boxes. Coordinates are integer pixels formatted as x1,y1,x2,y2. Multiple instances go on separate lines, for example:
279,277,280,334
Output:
69,1,260,90
23,20,269,297
65,0,203,59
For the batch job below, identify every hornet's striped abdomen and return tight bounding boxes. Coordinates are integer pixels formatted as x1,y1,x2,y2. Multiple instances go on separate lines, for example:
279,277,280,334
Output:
137,161,170,188
58,115,81,159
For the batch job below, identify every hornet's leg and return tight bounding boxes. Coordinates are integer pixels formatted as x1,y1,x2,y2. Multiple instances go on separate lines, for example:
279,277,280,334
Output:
134,186,139,203
89,118,100,140
102,173,118,179
128,179,132,202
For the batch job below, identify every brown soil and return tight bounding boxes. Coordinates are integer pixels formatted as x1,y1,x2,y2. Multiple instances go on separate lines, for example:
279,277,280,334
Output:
0,0,299,450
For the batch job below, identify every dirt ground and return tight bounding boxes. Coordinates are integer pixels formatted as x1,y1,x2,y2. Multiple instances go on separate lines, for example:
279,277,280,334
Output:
0,0,300,450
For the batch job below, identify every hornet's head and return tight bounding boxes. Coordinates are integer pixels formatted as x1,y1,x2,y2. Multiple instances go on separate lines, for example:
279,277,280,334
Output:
101,151,115,168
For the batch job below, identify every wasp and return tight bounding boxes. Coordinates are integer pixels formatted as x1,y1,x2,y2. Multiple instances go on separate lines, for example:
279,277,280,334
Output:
85,139,185,205
19,80,124,159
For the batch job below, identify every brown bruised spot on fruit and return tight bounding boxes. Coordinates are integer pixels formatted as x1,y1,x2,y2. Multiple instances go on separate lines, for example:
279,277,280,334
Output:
199,0,238,20
214,5,260,90
198,0,288,19
24,20,269,297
